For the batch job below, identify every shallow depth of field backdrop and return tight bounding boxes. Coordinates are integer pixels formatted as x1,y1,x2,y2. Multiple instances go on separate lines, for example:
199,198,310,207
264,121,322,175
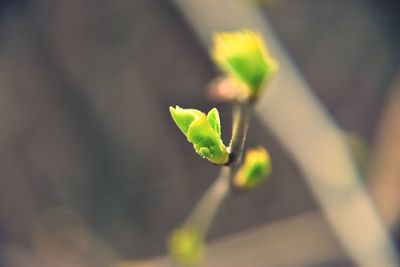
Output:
0,1,400,267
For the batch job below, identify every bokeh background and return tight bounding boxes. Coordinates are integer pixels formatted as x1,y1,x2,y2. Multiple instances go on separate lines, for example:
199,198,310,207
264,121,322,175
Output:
0,0,399,266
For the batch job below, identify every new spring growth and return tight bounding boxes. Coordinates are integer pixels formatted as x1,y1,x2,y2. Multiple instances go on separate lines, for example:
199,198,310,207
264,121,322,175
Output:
211,29,278,98
168,226,205,266
234,146,272,189
169,106,229,165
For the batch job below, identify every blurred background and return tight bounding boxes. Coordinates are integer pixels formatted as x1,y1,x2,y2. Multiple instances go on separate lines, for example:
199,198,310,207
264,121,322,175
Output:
0,0,399,266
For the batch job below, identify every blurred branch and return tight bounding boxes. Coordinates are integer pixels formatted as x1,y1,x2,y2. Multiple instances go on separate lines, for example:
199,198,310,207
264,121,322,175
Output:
370,72,400,227
185,167,231,237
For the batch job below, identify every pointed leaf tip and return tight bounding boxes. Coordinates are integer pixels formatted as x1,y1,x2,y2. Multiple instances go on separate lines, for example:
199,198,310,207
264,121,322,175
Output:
169,106,203,136
207,108,221,136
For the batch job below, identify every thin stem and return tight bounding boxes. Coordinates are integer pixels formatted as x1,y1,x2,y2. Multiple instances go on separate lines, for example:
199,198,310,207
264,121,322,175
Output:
228,101,255,166
185,166,231,237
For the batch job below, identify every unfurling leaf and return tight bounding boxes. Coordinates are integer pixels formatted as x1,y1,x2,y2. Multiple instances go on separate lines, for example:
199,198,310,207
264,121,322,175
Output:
211,29,278,98
170,106,229,165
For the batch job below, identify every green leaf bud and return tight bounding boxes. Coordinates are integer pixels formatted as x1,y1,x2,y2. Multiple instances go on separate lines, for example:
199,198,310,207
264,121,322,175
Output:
211,29,278,97
234,146,272,189
168,226,204,266
170,106,229,165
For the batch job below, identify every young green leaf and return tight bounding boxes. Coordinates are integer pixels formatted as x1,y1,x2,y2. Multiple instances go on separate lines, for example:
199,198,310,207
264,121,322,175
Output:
169,106,229,165
211,29,278,97
169,106,203,136
187,116,228,164
207,108,221,136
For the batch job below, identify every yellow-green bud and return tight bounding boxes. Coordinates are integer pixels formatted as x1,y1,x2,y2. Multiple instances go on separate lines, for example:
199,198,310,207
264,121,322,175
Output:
168,226,204,266
169,106,229,165
234,146,272,189
211,29,278,97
